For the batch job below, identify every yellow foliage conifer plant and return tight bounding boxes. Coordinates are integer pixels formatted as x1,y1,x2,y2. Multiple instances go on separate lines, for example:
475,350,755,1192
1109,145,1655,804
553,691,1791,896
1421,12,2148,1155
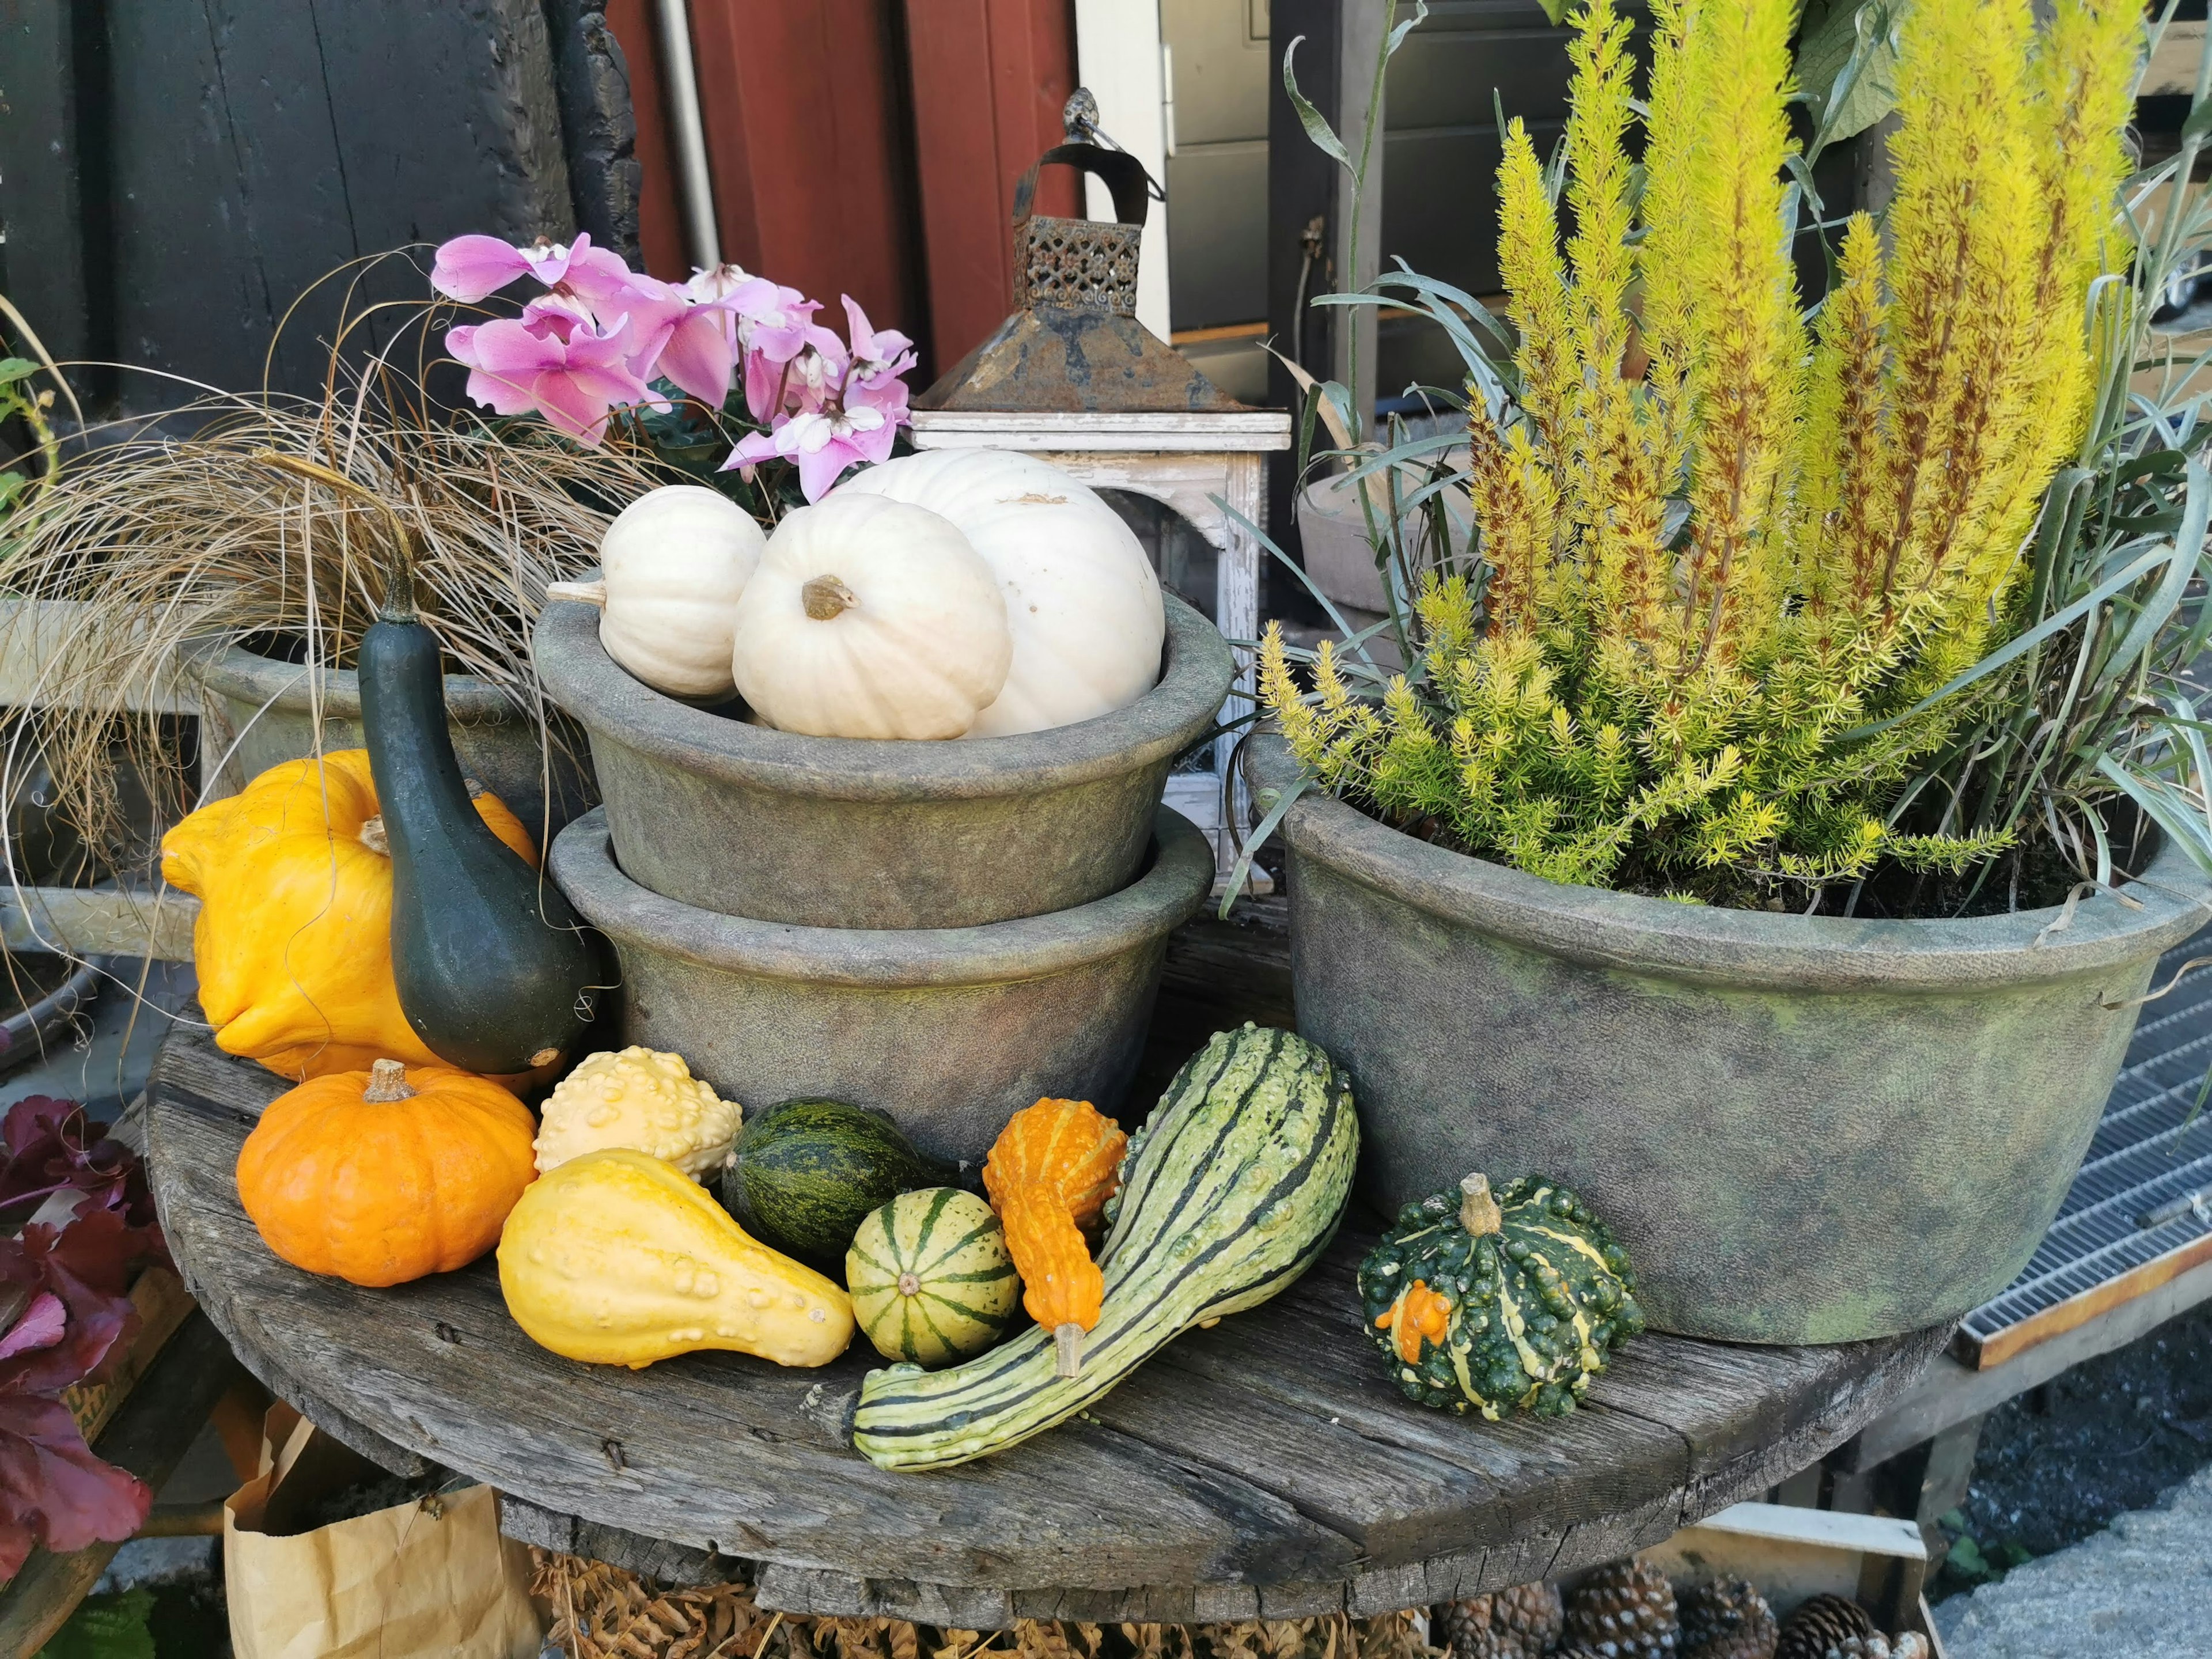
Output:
1259,0,2159,910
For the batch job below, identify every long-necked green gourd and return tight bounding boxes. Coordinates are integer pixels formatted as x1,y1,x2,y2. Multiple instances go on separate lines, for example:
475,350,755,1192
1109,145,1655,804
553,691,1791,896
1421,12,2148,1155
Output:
851,1025,1357,1470
254,453,604,1075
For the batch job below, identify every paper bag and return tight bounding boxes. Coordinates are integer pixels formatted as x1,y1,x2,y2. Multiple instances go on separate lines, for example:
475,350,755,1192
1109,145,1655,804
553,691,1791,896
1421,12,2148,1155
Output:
224,1409,541,1659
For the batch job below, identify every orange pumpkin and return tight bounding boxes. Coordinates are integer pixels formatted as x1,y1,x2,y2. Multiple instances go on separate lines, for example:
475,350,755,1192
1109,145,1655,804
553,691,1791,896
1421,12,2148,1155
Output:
983,1097,1128,1376
161,749,537,1081
236,1059,539,1286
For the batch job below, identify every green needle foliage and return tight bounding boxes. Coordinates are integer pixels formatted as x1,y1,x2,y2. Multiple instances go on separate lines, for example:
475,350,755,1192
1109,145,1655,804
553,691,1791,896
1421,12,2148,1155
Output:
1261,0,2191,913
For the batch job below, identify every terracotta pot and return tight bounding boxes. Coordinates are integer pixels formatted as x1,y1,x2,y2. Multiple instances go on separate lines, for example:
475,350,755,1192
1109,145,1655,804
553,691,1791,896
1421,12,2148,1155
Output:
533,591,1232,929
1247,735,2212,1344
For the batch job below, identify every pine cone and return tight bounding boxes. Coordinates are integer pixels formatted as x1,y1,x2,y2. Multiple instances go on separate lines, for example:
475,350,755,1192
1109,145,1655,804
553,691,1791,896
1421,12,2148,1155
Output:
1434,1584,1560,1659
1773,1595,1873,1659
1491,1581,1563,1654
1562,1558,1679,1658
1435,1599,1510,1659
1677,1577,1776,1659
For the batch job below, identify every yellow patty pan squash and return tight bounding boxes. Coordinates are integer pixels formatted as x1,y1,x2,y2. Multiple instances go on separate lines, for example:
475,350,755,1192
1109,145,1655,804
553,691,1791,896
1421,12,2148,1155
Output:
161,749,537,1081
498,1149,854,1369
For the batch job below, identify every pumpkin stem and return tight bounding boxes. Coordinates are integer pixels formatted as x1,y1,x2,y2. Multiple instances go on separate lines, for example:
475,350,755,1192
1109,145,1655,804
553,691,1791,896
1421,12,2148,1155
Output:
802,575,859,621
1053,1321,1084,1377
546,579,609,609
363,1059,416,1103
1459,1173,1503,1237
358,815,389,856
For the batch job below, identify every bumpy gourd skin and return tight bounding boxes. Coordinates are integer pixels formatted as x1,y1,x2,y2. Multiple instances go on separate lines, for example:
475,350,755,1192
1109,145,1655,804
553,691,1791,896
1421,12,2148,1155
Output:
499,1149,854,1369
1357,1176,1644,1419
534,1047,741,1178
983,1098,1127,1339
160,751,537,1081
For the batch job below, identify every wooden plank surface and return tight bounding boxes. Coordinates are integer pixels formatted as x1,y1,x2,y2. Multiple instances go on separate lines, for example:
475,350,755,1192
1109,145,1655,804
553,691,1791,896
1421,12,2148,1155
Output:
146,907,1946,1622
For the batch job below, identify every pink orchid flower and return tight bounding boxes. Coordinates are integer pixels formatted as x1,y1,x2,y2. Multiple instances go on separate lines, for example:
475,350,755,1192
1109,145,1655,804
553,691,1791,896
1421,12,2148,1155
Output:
720,395,896,502
430,230,635,306
446,296,651,445
842,296,916,388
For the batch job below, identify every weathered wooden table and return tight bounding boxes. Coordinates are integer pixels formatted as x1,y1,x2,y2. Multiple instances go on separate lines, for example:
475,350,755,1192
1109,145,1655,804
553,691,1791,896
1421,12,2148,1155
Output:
146,904,1948,1627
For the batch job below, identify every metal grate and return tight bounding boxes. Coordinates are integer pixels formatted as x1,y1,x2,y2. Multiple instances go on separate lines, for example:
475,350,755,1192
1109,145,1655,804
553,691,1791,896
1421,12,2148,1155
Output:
1957,930,2212,1366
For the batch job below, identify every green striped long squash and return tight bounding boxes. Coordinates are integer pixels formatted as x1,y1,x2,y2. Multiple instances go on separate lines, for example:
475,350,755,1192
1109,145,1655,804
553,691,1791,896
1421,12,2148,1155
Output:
846,1187,1020,1366
851,1025,1358,1470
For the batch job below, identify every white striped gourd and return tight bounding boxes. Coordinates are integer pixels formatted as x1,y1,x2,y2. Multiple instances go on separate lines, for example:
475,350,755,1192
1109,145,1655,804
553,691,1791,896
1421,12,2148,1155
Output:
847,1187,1021,1366
851,1025,1358,1469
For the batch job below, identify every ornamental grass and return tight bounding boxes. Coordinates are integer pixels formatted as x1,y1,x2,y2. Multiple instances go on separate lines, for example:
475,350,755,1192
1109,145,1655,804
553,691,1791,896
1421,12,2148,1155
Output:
0,264,666,870
1260,0,2196,914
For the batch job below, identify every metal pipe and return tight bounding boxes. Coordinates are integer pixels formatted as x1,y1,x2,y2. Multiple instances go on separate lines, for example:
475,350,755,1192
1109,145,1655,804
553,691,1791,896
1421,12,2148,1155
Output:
655,0,723,273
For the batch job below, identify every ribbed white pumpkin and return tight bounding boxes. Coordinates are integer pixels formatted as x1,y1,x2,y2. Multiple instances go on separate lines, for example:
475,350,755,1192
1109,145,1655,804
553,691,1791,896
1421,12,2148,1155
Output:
730,494,1013,740
550,484,765,701
835,450,1165,736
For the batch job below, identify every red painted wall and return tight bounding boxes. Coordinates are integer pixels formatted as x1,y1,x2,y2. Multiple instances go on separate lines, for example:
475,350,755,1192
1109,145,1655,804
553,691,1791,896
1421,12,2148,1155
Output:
902,0,1078,373
686,1,923,349
605,0,1078,380
605,0,688,281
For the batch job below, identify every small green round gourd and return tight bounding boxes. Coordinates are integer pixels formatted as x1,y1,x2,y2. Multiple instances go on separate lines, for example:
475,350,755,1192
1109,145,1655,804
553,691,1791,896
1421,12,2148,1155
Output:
1357,1172,1643,1419
847,1188,1021,1366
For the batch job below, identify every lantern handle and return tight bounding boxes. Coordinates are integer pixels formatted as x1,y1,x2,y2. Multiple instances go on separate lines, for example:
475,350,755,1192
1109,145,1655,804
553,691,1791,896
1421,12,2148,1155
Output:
1012,89,1160,230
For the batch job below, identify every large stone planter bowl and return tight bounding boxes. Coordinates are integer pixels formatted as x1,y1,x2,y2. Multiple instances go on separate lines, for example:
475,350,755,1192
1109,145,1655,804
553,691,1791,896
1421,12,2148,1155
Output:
189,641,592,842
533,590,1233,929
1247,737,2212,1344
548,805,1213,1164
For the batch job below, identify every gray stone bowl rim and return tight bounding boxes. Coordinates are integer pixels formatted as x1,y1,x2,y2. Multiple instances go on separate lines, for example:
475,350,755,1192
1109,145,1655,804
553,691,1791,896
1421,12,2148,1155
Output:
187,635,524,722
1247,735,2212,991
534,586,1233,802
550,804,1213,987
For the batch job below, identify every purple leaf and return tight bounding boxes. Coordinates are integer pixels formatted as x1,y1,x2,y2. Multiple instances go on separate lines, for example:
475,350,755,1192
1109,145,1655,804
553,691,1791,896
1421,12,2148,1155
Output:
0,1294,65,1362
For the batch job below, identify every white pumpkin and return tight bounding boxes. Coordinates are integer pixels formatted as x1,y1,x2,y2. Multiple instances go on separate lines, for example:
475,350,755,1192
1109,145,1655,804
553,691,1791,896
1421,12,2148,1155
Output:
730,494,1013,740
548,484,765,701
835,450,1165,736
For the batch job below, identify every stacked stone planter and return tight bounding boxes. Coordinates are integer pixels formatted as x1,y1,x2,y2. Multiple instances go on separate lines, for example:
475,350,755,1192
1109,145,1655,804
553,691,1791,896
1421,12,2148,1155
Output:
534,592,1231,1163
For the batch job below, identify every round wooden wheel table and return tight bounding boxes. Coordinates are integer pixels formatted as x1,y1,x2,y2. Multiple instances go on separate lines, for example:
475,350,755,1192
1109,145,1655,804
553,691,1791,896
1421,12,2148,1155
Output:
146,914,1949,1630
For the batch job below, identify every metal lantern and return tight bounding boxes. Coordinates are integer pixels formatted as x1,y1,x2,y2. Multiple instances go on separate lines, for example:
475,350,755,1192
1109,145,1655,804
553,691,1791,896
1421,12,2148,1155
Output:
911,92,1291,873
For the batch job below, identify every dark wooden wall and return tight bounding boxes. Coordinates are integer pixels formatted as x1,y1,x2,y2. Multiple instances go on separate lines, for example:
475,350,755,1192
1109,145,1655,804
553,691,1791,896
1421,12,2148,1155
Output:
0,0,1084,409
0,0,637,411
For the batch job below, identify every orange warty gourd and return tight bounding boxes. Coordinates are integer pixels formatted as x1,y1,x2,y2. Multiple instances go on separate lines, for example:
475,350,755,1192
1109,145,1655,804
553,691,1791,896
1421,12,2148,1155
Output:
236,1059,539,1286
983,1097,1128,1376
161,749,537,1081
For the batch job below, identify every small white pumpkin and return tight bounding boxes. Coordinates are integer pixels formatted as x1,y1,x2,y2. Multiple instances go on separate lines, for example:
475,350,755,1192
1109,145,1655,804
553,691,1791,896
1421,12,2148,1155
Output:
835,450,1165,736
730,494,1012,740
549,484,765,701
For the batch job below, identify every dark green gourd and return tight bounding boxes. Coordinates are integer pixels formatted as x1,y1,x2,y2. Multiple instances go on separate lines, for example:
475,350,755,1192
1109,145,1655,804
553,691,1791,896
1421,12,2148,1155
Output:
721,1099,963,1263
1358,1172,1643,1419
258,453,603,1075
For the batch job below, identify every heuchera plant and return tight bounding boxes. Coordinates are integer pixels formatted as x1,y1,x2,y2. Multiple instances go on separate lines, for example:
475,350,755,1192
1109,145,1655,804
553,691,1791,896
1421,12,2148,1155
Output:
429,232,916,503
0,1097,170,1577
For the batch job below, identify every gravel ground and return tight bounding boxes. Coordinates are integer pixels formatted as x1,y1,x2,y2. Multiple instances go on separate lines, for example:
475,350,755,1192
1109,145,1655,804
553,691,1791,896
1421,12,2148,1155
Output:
1938,1301,2212,1593
1937,1463,2212,1657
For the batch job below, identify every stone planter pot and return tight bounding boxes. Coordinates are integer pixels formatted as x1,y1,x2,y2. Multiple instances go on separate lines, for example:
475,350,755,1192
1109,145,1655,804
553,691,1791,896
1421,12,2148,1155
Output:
1247,736,2212,1344
189,640,592,842
533,591,1233,929
548,805,1213,1164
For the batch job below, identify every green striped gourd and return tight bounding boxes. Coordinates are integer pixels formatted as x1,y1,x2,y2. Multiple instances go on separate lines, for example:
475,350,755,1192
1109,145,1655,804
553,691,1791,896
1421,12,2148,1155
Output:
852,1025,1357,1470
847,1187,1021,1366
1358,1173,1643,1419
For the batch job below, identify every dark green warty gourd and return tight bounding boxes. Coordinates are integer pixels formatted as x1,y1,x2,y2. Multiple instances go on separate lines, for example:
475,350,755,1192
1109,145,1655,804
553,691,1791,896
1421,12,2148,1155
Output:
1357,1172,1643,1418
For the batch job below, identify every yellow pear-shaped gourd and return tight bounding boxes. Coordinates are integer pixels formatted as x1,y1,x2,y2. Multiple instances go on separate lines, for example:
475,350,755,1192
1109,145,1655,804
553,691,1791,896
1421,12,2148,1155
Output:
497,1149,853,1369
